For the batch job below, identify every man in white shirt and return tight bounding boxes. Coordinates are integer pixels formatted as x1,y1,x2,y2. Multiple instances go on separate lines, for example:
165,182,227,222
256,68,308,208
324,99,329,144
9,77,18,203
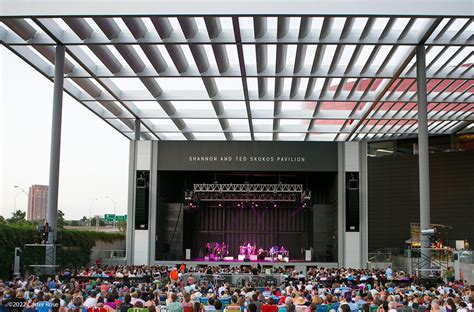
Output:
83,291,98,308
218,284,228,298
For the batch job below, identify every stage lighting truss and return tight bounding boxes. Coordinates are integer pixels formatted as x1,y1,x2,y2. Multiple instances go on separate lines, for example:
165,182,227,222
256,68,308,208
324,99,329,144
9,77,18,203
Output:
191,183,304,202
193,183,303,193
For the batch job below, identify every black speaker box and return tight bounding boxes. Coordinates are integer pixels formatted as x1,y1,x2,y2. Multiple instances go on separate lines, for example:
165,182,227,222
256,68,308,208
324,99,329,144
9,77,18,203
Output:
135,171,150,230
346,172,360,232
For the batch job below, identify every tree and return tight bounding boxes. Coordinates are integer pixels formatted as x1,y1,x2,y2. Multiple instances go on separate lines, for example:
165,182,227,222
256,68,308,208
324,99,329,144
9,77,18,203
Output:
91,218,105,226
117,221,127,233
0,215,5,224
57,210,65,229
7,210,26,224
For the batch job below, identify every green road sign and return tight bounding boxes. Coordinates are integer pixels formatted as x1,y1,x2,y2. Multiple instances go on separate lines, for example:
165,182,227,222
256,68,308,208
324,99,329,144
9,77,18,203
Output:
116,215,127,221
104,214,116,222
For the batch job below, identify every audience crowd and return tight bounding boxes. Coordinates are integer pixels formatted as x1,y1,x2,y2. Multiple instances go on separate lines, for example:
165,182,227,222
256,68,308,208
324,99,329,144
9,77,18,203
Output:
0,265,472,312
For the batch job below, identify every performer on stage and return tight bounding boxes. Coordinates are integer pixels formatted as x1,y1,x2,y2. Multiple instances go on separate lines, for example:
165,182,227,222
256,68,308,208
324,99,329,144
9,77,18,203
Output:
280,245,288,257
270,246,278,261
246,242,251,255
214,242,220,259
257,246,265,260
221,242,227,257
205,243,211,257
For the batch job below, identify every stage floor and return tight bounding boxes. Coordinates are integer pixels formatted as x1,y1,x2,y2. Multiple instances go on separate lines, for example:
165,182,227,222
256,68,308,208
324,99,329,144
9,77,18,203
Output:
152,260,338,271
190,257,302,263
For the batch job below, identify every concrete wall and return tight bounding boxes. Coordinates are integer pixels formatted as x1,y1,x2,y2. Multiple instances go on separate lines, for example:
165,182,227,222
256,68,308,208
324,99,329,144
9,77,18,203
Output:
313,204,337,262
460,263,474,284
90,238,126,264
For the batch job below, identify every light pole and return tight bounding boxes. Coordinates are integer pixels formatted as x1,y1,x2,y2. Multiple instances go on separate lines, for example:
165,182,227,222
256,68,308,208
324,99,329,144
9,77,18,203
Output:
13,185,28,214
105,196,117,228
89,198,97,227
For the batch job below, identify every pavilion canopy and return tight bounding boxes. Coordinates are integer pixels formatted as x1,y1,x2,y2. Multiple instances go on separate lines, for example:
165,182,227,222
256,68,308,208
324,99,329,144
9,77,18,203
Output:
0,0,472,141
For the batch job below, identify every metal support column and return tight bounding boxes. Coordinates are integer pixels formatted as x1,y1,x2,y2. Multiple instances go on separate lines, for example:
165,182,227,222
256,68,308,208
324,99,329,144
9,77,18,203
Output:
46,45,65,271
337,143,346,267
416,44,431,278
126,141,137,265
359,141,369,268
135,119,141,141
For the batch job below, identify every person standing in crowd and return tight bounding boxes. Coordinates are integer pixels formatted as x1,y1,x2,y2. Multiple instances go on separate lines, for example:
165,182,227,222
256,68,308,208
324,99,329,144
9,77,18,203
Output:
385,266,393,281
170,268,180,284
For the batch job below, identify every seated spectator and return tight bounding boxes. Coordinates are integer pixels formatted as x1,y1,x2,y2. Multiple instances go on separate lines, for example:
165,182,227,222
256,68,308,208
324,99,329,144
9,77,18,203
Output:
214,300,223,312
105,294,117,311
119,294,133,312
194,302,202,312
167,293,183,312
204,297,216,311
224,295,241,312
83,291,98,308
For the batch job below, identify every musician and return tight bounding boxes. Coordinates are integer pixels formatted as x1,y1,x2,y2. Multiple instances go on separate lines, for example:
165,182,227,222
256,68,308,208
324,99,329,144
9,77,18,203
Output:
214,242,220,258
257,247,265,260
205,243,211,257
270,246,277,261
239,244,246,256
280,246,288,257
221,242,227,256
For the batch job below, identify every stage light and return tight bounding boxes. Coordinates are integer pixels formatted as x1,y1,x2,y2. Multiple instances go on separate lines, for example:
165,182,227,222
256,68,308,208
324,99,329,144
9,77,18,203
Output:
218,202,222,207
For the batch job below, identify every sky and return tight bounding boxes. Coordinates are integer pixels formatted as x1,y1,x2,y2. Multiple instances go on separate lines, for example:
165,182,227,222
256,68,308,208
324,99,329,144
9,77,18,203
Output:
0,46,130,220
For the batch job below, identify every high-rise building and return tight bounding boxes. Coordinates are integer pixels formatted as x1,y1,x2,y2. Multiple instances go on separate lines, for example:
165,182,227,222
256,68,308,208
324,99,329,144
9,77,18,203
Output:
27,185,49,221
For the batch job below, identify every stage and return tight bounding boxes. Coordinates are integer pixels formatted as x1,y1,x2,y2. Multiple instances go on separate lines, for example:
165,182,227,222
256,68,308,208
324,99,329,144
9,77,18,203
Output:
152,260,339,274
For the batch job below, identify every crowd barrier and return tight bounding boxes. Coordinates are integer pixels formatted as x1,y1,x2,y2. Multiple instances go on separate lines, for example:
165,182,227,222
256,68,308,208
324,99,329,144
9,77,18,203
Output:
49,272,413,289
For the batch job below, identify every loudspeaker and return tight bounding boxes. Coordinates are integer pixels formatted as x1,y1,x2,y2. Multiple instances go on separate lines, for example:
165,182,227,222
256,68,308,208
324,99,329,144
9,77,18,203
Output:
185,249,191,260
305,250,312,261
135,171,150,230
346,172,359,232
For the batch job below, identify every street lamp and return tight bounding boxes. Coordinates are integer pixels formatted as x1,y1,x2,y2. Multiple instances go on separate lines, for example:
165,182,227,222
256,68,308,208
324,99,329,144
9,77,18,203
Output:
89,198,98,227
13,185,28,213
105,196,117,228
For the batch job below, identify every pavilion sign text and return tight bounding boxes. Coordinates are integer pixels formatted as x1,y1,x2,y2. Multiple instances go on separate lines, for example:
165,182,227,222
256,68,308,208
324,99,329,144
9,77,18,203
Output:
188,155,305,163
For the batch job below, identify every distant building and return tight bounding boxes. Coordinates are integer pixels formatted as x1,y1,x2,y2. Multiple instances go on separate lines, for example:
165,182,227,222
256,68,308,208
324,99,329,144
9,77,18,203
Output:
27,185,48,221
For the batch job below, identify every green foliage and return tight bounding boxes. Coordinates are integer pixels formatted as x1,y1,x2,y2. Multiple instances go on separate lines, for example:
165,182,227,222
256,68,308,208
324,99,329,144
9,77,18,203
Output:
0,224,124,279
57,210,65,229
0,215,5,224
117,220,127,233
7,210,27,224
91,218,106,226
